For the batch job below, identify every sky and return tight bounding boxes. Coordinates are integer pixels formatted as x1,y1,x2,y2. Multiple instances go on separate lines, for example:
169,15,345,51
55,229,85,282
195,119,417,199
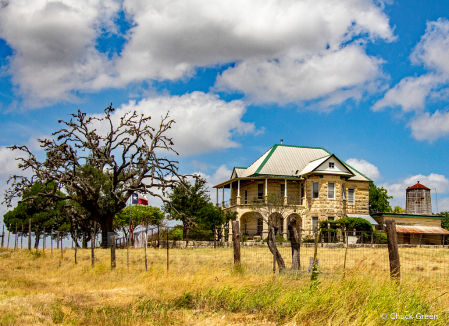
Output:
1,0,449,230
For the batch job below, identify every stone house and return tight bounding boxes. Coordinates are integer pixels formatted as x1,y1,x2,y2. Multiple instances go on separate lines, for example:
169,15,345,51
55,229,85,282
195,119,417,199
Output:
213,143,372,239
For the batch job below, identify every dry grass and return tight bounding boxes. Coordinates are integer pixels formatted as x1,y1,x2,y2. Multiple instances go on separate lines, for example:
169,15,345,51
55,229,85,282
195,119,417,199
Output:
0,246,449,325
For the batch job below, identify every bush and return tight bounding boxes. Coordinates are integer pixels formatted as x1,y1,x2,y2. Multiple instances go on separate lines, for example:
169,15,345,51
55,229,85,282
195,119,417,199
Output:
242,235,248,242
374,231,387,244
301,235,315,243
275,235,287,243
170,228,183,241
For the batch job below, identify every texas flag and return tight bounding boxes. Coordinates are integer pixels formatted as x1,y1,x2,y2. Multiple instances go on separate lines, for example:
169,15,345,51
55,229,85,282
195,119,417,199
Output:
131,193,148,206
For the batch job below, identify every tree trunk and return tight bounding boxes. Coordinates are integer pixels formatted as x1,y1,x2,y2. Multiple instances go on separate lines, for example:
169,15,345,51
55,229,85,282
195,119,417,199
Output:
185,226,190,248
82,232,88,249
288,216,301,270
267,226,286,272
34,232,40,249
100,217,114,248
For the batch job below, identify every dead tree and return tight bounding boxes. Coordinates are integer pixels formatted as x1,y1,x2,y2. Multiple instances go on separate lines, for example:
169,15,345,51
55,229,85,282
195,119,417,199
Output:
4,104,193,247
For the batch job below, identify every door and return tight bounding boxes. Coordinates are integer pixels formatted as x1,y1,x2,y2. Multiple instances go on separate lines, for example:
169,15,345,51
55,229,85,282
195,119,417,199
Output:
403,233,410,244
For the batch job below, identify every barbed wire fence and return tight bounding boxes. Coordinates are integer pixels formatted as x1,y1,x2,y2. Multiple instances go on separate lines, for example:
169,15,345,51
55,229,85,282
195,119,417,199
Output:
1,219,449,281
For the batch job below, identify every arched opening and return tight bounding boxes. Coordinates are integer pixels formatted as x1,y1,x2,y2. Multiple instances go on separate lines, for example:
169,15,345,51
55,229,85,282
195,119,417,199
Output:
240,212,264,238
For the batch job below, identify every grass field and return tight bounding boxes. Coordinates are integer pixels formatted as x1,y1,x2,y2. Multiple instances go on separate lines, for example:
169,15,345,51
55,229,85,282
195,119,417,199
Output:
1,246,449,325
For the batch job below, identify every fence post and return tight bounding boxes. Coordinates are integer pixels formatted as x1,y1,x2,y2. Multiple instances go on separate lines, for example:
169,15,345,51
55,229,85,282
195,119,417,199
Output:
91,230,95,267
28,220,31,250
371,231,374,247
21,225,23,250
145,223,148,271
74,230,77,264
213,225,217,249
166,230,169,272
157,225,160,249
232,221,241,265
60,231,63,259
14,224,17,251
7,224,11,249
51,229,53,255
111,235,116,269
35,226,39,251
1,224,4,248
385,219,400,280
327,223,331,243
151,229,154,248
419,234,422,247
43,227,46,252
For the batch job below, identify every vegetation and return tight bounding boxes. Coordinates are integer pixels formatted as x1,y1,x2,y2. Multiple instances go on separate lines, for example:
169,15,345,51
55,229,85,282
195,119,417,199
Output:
369,183,393,214
114,205,165,240
440,211,449,231
4,105,191,247
0,248,448,325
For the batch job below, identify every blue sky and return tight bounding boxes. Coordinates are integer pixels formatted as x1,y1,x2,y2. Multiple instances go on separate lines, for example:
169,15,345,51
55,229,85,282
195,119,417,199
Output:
1,0,449,224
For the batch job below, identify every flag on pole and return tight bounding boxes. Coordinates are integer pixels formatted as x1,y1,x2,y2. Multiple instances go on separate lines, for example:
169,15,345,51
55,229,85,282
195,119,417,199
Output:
131,193,148,206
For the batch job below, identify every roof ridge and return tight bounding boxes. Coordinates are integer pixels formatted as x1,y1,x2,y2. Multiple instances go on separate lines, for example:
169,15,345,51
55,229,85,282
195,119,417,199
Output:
254,144,278,174
308,154,331,163
276,144,331,153
342,161,372,182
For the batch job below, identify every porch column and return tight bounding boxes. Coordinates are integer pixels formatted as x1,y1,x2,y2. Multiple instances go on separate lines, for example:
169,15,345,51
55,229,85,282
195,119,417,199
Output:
216,188,219,207
283,216,288,239
284,179,288,204
222,186,225,207
236,179,241,205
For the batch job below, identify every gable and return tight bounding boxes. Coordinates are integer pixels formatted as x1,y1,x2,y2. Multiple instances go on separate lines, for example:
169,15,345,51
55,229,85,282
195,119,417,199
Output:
315,156,353,175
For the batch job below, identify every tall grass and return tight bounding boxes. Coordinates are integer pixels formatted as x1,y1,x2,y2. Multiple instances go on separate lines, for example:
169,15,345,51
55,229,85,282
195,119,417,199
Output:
0,247,448,325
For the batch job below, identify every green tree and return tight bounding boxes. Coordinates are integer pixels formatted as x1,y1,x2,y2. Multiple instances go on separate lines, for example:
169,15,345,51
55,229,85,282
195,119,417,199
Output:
3,182,70,248
391,206,406,214
369,183,392,214
162,179,209,244
114,205,165,240
440,211,449,231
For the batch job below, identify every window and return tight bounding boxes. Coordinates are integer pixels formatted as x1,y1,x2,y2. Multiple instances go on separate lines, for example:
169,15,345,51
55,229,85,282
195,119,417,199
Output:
328,182,335,199
244,190,248,204
312,216,318,230
257,218,263,234
258,184,264,199
312,182,319,199
300,184,304,205
280,184,285,197
348,188,355,205
328,217,334,221
329,162,335,169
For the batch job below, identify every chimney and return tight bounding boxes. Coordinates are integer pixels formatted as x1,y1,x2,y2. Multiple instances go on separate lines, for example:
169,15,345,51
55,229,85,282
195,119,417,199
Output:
281,139,283,145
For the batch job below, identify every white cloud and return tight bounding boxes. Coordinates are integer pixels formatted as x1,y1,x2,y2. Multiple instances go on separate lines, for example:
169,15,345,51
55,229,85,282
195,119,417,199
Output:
1,0,393,105
0,0,120,106
372,73,445,112
437,197,449,213
373,18,449,141
345,158,380,181
192,165,232,204
409,110,449,142
215,45,384,105
96,92,259,156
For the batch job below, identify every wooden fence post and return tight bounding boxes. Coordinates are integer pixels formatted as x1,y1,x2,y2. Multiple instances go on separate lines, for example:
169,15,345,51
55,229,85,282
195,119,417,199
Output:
51,229,53,255
111,235,116,270
419,234,422,247
1,224,4,248
14,224,17,251
74,230,77,264
213,225,217,249
157,225,160,249
370,231,374,247
91,230,95,267
327,223,331,243
145,223,148,271
166,231,169,272
60,231,63,258
43,227,45,252
28,220,31,250
232,221,241,265
21,225,24,250
385,219,400,280
7,224,10,250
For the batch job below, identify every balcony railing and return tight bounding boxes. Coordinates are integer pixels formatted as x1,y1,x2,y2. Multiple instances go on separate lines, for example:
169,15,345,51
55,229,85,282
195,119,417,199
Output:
222,196,304,208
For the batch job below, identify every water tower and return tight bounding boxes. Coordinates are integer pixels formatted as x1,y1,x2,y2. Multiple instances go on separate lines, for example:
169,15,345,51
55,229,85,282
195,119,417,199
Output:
405,181,432,215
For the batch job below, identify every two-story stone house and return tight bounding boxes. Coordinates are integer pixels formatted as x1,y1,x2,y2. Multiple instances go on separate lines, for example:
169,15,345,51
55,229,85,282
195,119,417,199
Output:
213,143,371,239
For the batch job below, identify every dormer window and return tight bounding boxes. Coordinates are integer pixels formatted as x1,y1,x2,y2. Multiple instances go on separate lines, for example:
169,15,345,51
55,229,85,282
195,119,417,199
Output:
329,162,335,169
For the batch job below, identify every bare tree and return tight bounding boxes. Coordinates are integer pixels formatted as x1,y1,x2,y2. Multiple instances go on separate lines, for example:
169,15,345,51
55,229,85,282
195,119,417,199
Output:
250,194,306,272
4,104,191,247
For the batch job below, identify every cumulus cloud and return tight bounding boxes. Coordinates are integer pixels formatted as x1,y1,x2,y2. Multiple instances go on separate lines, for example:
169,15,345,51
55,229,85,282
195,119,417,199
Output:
0,0,120,106
437,197,449,212
192,165,232,204
373,18,449,141
215,45,384,105
345,158,380,181
409,110,449,142
93,92,259,156
0,0,393,105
